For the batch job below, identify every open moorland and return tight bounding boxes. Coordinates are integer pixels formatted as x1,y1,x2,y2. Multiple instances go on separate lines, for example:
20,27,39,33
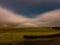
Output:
0,26,60,45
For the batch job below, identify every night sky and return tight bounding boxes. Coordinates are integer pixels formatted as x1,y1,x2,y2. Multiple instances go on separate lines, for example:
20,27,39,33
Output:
0,0,60,27
0,0,60,18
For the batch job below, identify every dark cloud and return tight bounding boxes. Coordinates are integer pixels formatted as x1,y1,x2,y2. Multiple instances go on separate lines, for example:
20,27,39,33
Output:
0,0,60,7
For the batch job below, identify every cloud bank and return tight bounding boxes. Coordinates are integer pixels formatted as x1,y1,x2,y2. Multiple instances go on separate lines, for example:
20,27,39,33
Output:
0,6,60,27
0,6,30,26
33,9,60,27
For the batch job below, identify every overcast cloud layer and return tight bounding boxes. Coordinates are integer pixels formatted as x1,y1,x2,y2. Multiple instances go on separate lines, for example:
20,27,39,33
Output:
0,6,60,27
0,0,60,27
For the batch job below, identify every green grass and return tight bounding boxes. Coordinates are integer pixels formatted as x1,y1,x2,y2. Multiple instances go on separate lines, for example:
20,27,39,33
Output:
0,27,60,43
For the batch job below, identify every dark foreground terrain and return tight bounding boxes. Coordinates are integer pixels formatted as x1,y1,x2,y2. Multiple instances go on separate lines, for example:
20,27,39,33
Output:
0,39,60,45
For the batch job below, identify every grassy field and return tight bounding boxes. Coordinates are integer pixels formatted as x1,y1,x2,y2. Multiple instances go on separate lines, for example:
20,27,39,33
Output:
0,27,60,43
0,27,60,44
